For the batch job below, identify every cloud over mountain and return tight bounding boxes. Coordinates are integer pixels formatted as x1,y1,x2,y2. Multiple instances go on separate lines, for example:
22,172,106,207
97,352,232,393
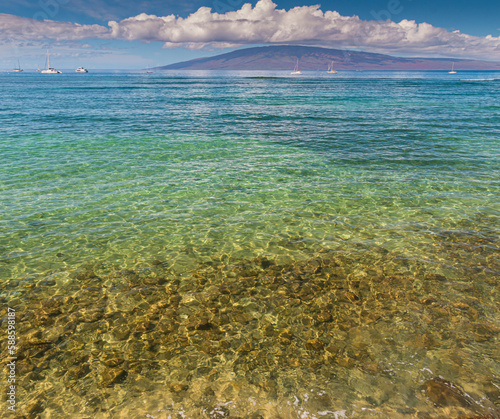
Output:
1,0,500,59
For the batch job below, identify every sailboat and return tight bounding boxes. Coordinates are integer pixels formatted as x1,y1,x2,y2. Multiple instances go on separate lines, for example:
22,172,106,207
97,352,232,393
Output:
290,58,302,75
13,60,23,72
41,50,62,74
449,63,457,74
327,61,337,74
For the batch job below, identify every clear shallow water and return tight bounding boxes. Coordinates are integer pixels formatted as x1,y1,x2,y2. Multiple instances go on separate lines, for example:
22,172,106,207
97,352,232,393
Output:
0,71,499,417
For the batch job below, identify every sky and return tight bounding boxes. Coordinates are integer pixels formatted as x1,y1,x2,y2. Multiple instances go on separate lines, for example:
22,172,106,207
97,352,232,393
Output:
1,0,499,69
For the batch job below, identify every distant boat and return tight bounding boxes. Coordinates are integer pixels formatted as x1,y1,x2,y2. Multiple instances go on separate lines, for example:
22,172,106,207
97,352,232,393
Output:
449,63,457,74
36,65,40,72
291,58,302,75
327,61,337,74
41,50,62,74
146,70,153,73
76,67,88,73
13,60,23,72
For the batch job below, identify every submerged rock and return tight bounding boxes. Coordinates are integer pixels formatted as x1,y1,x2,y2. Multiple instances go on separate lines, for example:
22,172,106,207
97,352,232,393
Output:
424,378,472,408
305,338,324,351
26,400,44,416
4,245,500,417
424,273,447,282
100,351,125,367
99,368,128,387
170,383,188,393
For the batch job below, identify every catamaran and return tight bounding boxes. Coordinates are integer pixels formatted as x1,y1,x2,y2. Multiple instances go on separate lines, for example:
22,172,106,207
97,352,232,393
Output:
13,60,23,72
327,61,337,74
41,50,62,74
291,58,302,75
449,63,457,74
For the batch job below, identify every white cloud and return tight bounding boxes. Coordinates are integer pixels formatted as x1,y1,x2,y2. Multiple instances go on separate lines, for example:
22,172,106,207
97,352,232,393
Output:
1,0,500,59
0,13,109,42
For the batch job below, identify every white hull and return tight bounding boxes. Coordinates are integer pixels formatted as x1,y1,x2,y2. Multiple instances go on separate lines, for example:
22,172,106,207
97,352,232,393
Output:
290,71,302,75
42,50,61,74
41,68,61,74
13,59,23,72
76,67,88,73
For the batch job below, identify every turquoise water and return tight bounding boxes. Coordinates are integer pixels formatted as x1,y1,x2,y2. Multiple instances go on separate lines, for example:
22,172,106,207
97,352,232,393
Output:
1,71,499,417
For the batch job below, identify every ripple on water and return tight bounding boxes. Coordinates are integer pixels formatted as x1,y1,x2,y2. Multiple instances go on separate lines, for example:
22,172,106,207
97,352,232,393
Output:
2,241,499,418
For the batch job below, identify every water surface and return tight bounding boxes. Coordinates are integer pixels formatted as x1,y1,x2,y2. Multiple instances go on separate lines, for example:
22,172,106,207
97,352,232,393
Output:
0,71,499,417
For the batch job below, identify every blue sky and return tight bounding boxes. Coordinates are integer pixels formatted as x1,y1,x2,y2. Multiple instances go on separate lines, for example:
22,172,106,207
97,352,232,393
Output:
1,0,499,69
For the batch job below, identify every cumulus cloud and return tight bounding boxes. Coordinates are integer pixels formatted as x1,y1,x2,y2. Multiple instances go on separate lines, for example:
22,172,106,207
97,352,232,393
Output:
0,13,109,42
1,0,500,59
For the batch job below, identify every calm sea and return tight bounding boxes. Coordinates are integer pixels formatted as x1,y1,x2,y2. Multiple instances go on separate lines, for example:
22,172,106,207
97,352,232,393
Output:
1,71,499,417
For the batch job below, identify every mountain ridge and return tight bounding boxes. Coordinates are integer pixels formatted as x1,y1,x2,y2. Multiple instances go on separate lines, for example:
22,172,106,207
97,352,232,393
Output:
155,45,500,71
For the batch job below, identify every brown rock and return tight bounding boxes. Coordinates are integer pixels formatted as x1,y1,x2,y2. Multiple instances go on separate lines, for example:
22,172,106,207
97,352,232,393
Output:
134,320,153,333
81,307,104,323
421,297,438,305
100,351,124,367
424,378,472,407
316,311,332,322
253,256,274,269
425,273,447,282
339,290,359,303
453,302,471,311
279,329,293,340
219,340,231,349
232,312,253,324
27,401,44,416
305,338,324,351
144,276,166,285
414,333,437,350
157,320,177,334
471,323,499,342
113,325,131,340
187,316,213,331
170,383,188,392
362,362,381,373
200,342,218,355
238,342,253,353
336,356,356,368
99,368,128,387
66,364,91,380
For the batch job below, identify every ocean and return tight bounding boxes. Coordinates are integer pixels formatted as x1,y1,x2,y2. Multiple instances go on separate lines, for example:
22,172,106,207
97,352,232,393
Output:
1,70,499,417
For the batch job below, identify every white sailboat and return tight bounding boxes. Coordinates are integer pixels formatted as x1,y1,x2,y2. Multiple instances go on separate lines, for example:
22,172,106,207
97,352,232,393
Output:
41,50,62,74
449,63,457,74
13,60,23,72
327,61,337,74
291,58,302,75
